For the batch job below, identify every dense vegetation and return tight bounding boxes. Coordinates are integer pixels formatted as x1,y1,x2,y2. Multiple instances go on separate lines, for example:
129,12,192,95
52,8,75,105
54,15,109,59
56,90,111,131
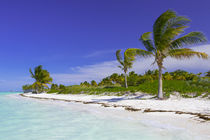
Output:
46,69,210,98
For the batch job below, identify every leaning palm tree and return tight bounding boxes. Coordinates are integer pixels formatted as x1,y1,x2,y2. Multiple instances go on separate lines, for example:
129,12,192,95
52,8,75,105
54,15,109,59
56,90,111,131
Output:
30,65,53,93
127,10,208,99
116,49,134,88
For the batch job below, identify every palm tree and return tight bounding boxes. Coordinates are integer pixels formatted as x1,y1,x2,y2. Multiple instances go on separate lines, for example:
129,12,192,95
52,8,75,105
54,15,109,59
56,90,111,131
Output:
110,73,120,84
116,49,134,88
91,80,98,87
30,65,53,93
127,10,208,99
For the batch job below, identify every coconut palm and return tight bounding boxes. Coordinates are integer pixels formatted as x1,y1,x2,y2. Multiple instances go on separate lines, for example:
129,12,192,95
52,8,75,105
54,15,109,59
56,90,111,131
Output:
127,10,208,98
91,80,98,87
30,65,53,93
116,49,135,88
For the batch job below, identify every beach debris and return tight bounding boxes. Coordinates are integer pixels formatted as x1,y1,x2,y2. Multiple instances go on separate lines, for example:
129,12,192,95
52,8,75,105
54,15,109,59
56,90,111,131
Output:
124,107,141,111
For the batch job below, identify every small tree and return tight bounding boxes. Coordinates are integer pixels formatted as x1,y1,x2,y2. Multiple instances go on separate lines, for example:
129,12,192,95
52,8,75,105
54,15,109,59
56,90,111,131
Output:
83,81,91,87
116,49,135,88
91,80,98,87
110,73,119,84
98,81,105,87
127,71,139,86
51,84,59,90
59,84,66,90
100,77,113,86
163,72,173,80
30,65,53,93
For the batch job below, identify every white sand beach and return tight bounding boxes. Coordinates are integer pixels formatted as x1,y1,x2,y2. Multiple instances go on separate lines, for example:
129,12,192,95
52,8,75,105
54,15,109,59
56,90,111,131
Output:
21,93,210,114
20,93,210,138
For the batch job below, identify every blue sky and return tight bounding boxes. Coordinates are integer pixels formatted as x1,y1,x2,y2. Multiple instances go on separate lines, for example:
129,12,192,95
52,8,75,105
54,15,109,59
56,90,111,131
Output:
0,0,210,91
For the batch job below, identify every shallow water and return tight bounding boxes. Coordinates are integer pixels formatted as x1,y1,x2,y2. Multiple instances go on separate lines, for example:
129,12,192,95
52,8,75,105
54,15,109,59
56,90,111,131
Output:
0,92,207,140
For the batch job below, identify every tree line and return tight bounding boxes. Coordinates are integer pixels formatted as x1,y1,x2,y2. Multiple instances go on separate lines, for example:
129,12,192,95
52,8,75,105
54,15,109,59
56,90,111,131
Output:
80,70,210,87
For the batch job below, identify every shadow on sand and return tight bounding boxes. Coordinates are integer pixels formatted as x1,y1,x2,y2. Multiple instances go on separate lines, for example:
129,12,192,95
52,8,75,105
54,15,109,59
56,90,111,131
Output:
91,94,148,103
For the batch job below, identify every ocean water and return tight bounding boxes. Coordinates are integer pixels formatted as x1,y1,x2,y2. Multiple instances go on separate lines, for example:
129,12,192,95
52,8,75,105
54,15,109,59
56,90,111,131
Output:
0,92,206,140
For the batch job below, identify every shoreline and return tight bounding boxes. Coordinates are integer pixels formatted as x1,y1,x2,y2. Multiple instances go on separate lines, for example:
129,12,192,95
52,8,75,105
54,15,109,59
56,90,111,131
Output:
19,93,210,138
20,93,210,121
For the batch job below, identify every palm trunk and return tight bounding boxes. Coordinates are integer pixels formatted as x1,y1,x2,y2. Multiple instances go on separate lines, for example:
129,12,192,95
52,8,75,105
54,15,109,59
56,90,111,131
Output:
124,72,128,88
158,65,163,99
36,88,39,94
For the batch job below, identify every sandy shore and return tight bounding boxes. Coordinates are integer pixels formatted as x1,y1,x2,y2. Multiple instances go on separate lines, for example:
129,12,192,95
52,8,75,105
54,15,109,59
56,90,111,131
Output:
20,93,210,138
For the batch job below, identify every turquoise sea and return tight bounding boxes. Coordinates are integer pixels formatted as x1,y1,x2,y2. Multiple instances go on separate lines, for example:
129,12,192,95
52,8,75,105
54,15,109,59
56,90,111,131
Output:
0,92,207,140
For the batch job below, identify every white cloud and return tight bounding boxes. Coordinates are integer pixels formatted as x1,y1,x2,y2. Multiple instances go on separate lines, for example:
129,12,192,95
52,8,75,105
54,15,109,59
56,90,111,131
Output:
164,45,210,71
52,61,121,84
52,45,210,85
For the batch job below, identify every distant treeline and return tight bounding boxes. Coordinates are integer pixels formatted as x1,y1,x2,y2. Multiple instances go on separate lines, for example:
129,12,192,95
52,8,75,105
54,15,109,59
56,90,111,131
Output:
79,69,210,87
23,69,210,93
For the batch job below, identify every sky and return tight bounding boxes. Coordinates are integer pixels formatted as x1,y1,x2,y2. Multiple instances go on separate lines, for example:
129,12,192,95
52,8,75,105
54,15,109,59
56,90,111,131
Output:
0,0,210,91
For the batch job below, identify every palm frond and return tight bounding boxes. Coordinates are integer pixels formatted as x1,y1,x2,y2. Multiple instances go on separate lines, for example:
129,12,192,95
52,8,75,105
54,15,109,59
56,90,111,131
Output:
116,49,124,66
118,65,123,69
32,81,41,88
168,48,208,59
126,48,153,59
139,32,155,52
162,16,190,36
124,58,133,69
157,15,190,50
167,16,190,28
160,26,188,49
29,68,35,78
42,83,49,88
170,32,207,49
162,16,190,35
153,9,177,46
124,49,135,69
